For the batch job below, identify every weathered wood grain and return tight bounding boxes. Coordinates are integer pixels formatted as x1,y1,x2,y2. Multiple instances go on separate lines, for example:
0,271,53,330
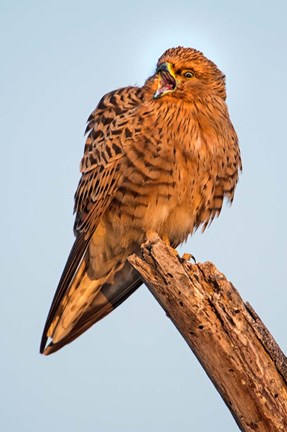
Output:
128,232,287,431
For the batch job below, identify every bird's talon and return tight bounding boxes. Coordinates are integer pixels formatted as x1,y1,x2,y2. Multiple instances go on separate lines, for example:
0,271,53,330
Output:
171,248,180,257
180,253,197,263
161,234,179,257
162,234,171,246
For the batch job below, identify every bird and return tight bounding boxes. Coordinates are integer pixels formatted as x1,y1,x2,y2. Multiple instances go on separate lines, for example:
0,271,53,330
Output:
40,46,242,355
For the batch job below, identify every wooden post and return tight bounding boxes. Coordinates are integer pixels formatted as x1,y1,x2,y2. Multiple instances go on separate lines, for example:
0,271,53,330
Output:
128,232,287,432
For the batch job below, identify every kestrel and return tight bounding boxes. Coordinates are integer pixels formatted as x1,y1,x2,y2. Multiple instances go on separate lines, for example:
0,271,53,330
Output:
40,47,242,355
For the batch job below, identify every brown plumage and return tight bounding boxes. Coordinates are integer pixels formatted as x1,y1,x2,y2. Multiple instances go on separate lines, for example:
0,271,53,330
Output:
40,46,242,355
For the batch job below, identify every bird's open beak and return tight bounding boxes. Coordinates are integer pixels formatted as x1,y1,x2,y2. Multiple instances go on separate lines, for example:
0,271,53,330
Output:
153,62,177,99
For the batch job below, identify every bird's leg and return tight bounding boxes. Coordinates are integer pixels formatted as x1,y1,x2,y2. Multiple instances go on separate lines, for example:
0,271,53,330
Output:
146,232,195,262
162,234,179,257
162,233,171,246
162,234,196,263
145,231,177,253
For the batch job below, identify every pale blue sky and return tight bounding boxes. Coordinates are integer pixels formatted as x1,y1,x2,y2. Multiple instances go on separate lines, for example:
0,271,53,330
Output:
1,0,286,431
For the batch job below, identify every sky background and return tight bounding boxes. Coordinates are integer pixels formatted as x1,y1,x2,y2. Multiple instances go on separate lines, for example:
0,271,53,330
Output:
1,0,286,431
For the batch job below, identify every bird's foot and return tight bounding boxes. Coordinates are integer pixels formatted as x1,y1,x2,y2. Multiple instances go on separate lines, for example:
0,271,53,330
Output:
161,234,179,257
162,234,171,246
180,253,197,264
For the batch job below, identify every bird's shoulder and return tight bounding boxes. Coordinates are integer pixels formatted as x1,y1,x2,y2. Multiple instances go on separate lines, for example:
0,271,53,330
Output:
85,86,145,135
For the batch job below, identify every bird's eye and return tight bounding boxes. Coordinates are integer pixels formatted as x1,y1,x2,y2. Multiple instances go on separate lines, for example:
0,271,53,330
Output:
183,71,194,78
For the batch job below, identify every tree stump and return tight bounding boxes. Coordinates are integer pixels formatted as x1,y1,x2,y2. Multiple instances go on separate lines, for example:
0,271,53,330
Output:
128,232,287,431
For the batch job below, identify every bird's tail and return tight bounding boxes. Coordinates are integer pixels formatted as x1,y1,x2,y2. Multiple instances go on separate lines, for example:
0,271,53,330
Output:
47,259,107,345
41,258,142,355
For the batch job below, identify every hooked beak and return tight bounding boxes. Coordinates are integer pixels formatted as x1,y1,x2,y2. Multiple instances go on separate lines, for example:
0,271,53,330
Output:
153,62,177,99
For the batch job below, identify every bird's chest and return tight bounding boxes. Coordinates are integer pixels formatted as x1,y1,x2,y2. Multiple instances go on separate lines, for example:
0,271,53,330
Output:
110,108,225,243
138,128,217,239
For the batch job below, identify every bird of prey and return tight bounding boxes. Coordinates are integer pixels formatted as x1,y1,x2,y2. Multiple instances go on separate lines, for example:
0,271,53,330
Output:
40,46,242,355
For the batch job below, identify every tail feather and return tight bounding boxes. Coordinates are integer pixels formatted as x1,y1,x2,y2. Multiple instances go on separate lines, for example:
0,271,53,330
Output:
50,273,103,344
42,262,142,355
40,234,90,354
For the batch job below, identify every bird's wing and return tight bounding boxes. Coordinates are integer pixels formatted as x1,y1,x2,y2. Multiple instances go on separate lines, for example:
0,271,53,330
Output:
40,87,144,354
74,86,145,235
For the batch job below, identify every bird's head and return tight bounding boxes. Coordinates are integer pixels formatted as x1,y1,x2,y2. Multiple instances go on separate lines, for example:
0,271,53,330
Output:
151,46,226,102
